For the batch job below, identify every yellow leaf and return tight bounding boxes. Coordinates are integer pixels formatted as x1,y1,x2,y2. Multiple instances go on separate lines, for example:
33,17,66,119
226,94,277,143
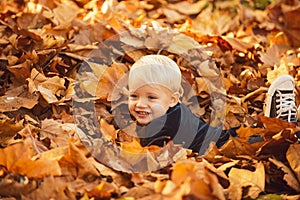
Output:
266,61,289,84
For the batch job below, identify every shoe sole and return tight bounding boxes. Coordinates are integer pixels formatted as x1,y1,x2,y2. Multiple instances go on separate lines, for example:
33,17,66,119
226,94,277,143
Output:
264,74,295,117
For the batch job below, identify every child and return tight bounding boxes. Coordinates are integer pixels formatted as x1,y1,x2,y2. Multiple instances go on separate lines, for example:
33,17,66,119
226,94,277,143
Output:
127,55,298,154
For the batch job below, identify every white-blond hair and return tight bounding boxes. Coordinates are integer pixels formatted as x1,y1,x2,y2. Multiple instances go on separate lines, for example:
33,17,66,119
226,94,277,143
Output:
128,55,183,95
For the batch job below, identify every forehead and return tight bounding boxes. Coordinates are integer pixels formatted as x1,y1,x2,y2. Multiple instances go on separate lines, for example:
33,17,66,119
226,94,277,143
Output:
130,84,171,94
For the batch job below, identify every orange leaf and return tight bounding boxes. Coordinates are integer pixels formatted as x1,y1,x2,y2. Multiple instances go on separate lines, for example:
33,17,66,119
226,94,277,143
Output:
59,141,99,178
0,139,61,178
171,160,197,186
236,126,264,140
96,63,128,101
259,116,296,139
100,118,117,141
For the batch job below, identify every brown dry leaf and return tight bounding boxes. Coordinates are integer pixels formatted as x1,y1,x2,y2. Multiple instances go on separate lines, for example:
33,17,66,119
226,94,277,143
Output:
120,138,160,154
52,1,80,27
283,5,300,47
167,33,202,55
228,162,265,199
119,31,144,48
286,143,300,182
27,68,66,103
96,62,128,101
259,116,296,138
235,126,265,140
100,118,117,141
258,45,282,67
39,146,69,162
143,26,175,50
87,181,117,199
168,1,206,15
202,143,229,163
171,160,197,186
0,173,37,198
0,138,62,178
192,7,239,36
88,156,131,187
220,136,258,158
224,37,254,52
22,175,75,200
269,158,300,192
266,61,290,84
0,85,39,112
227,183,243,200
40,118,77,147
59,141,99,179
7,60,31,84
169,159,226,199
0,116,23,146
119,138,162,171
161,8,185,24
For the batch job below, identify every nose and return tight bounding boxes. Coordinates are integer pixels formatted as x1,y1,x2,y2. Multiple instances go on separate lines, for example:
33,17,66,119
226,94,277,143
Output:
136,97,147,108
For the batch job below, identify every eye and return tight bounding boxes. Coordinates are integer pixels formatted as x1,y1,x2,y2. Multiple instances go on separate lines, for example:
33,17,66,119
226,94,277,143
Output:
129,94,138,99
148,95,158,100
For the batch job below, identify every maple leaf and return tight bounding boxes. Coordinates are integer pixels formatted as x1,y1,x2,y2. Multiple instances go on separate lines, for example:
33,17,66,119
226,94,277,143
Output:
95,62,128,101
0,138,61,178
59,141,99,179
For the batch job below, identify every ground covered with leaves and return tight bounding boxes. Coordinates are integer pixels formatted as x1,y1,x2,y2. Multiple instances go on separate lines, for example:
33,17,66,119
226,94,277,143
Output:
0,0,300,199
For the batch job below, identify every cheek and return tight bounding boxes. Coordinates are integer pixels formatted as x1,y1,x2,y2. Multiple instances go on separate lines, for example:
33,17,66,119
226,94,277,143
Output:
151,103,169,115
128,101,134,112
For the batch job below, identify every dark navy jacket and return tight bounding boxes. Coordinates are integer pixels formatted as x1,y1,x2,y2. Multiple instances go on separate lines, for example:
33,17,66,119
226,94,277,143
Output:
136,103,237,154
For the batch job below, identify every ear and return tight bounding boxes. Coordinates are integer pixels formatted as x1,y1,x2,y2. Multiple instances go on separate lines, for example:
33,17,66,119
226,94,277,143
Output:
169,92,180,107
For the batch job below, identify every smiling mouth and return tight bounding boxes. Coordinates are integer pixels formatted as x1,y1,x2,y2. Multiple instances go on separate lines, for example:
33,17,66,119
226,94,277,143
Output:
135,111,150,117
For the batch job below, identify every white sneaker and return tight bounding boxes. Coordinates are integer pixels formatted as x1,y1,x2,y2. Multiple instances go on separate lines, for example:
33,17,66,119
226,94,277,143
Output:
264,74,297,122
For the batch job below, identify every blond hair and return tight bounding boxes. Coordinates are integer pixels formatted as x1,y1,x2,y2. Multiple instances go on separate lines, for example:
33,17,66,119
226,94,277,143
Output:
128,55,183,95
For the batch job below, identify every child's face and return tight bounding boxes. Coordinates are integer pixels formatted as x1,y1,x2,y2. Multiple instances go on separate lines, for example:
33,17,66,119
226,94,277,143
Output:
128,84,179,125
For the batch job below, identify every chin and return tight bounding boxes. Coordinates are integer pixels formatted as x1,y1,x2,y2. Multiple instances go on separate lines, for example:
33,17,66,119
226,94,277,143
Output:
136,118,151,125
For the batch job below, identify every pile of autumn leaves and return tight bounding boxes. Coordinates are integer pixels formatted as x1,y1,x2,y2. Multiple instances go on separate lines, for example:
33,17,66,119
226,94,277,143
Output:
0,0,300,199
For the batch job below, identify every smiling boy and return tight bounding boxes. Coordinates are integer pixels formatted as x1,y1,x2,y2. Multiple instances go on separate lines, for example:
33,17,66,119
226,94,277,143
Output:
127,55,299,153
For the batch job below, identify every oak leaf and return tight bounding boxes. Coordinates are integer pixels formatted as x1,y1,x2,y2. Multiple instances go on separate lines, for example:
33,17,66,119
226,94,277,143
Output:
228,162,265,199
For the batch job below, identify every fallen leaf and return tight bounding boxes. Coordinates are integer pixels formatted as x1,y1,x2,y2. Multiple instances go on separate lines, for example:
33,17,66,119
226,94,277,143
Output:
0,138,62,178
100,118,117,141
228,162,265,199
286,143,300,182
0,116,23,146
96,63,128,101
0,86,39,112
269,158,300,192
27,68,66,103
59,141,99,179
